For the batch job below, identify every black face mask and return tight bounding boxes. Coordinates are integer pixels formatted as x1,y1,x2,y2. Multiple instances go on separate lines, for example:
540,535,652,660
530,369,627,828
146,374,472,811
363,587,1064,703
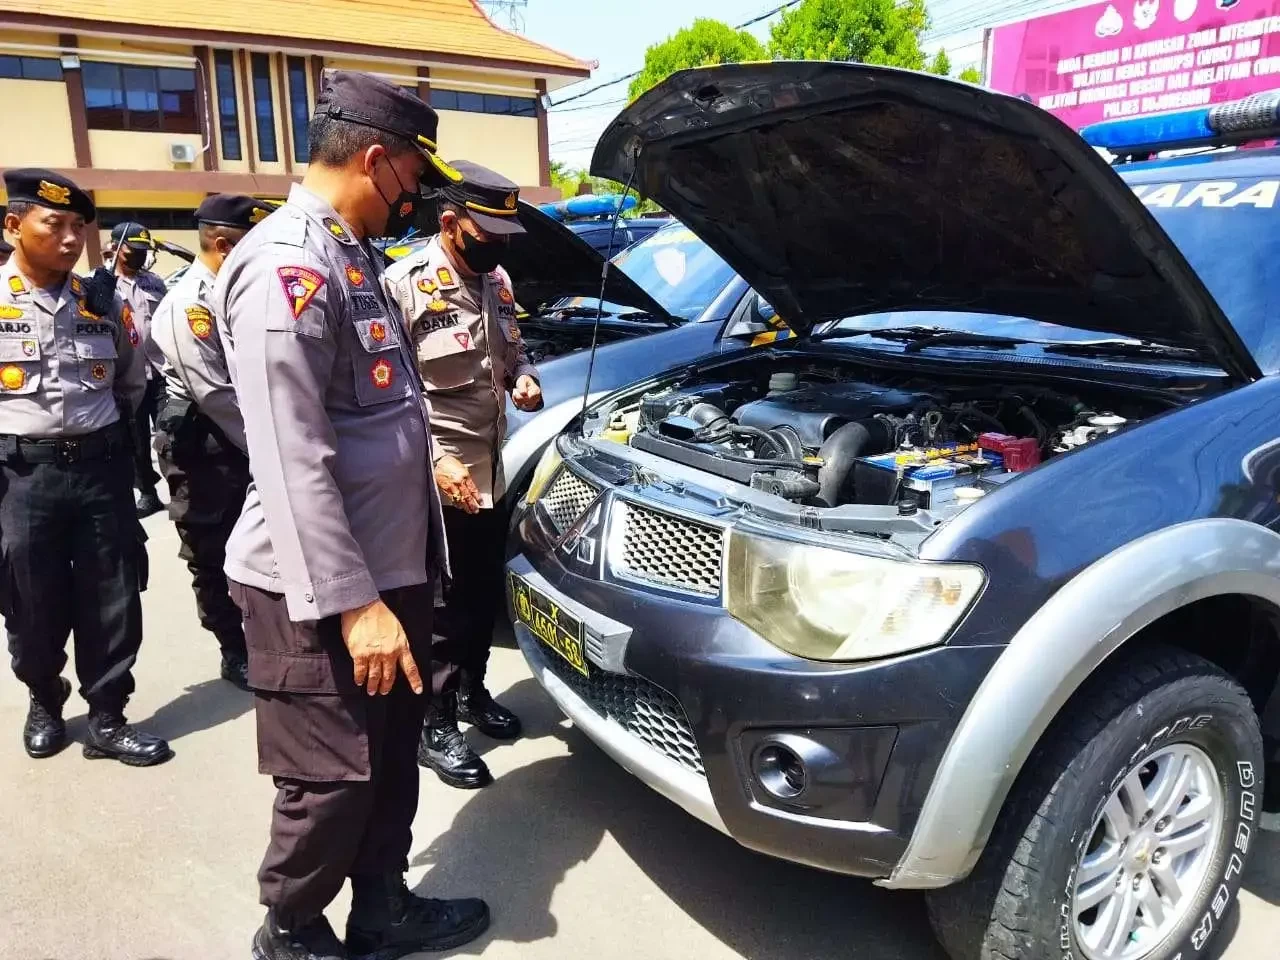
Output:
376,158,423,239
121,248,148,270
453,227,504,274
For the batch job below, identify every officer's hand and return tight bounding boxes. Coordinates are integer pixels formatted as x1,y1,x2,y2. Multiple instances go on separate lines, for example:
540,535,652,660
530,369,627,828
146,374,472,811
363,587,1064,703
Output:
339,599,423,696
435,455,481,514
512,375,542,412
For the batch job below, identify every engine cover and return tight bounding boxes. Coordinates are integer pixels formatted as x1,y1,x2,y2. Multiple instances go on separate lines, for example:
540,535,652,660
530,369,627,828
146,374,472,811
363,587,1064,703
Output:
732,381,933,449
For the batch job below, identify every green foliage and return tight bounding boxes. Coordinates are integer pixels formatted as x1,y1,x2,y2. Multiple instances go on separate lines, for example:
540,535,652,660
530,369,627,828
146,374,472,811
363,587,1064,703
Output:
767,0,930,70
958,65,983,84
628,18,767,101
929,49,951,76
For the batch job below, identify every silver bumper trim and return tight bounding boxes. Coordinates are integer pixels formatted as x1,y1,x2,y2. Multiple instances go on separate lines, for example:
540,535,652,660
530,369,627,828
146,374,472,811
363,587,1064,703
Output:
512,622,728,836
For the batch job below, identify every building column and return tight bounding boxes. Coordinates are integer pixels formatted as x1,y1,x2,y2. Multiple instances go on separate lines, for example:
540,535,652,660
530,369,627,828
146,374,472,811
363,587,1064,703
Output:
535,78,551,187
194,46,220,172
310,55,324,103
238,49,258,172
58,33,101,266
417,65,431,105
275,54,293,174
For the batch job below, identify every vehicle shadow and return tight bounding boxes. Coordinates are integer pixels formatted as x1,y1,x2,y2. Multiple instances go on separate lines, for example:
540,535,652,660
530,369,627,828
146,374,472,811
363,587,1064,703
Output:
412,684,946,960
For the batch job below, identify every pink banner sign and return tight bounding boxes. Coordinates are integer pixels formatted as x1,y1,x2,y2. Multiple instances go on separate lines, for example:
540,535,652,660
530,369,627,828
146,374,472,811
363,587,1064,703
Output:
989,0,1280,129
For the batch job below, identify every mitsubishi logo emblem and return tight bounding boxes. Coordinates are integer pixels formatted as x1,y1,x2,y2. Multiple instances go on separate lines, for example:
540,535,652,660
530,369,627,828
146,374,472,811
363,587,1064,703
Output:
561,501,603,566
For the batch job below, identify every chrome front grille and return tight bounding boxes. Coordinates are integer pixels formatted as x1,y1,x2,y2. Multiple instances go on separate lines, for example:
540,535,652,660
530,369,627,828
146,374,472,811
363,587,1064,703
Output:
540,468,598,535
613,503,724,596
534,642,704,776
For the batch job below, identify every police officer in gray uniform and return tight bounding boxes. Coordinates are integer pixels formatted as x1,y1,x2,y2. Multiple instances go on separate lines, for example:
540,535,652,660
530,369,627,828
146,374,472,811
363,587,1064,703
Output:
152,194,272,692
214,73,488,960
109,221,169,518
0,169,171,766
0,238,13,266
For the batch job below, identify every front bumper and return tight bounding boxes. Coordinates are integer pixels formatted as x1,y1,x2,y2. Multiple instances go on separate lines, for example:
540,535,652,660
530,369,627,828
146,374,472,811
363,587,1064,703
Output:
508,504,1001,879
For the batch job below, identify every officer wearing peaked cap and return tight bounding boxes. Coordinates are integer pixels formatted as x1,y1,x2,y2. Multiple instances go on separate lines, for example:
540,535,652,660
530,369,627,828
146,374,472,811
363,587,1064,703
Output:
0,238,13,266
108,219,170,518
384,160,541,791
151,194,275,693
0,169,171,766
212,72,488,960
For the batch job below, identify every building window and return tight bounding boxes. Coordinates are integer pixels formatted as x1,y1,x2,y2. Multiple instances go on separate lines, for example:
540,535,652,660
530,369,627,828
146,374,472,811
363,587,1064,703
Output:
287,56,310,163
83,62,199,133
213,50,242,161
431,89,537,117
251,53,278,163
0,56,63,81
98,208,200,231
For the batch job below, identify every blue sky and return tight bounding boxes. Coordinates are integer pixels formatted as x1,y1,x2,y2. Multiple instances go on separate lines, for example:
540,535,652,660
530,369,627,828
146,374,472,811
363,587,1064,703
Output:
502,0,785,171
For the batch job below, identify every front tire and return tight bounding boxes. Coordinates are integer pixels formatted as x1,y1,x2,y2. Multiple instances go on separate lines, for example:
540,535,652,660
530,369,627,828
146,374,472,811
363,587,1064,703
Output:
928,646,1263,960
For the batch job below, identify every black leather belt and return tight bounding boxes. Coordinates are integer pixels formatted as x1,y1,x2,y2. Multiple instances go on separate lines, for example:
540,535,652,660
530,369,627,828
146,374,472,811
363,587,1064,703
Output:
2,424,126,464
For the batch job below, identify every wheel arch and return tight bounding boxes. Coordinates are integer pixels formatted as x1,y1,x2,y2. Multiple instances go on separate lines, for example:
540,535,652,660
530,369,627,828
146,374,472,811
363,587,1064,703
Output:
880,517,1280,890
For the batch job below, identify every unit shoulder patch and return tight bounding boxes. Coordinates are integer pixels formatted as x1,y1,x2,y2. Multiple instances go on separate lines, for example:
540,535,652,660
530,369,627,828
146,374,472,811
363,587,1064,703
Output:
276,266,325,319
186,304,214,340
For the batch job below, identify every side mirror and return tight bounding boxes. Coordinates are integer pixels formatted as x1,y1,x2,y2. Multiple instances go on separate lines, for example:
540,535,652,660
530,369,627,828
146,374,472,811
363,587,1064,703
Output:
725,292,787,339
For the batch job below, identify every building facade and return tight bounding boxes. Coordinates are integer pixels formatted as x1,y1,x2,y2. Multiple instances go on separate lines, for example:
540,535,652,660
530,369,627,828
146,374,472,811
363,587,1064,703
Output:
0,0,589,271
923,0,1095,81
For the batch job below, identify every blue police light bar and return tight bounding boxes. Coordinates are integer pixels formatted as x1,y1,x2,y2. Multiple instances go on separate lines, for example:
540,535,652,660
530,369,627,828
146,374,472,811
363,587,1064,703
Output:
1080,90,1280,154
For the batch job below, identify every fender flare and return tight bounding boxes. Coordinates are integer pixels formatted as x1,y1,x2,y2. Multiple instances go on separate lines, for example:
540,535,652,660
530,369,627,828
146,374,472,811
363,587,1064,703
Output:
879,517,1280,890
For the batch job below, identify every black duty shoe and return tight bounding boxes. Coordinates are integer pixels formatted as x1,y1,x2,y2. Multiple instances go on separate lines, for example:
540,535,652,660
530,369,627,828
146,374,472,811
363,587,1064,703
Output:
135,492,163,518
84,712,173,766
417,718,491,789
457,685,522,741
252,913,348,960
221,652,250,691
347,873,489,958
23,677,72,759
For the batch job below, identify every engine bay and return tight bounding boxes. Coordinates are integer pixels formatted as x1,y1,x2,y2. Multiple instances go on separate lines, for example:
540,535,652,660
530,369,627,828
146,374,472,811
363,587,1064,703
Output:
588,361,1181,514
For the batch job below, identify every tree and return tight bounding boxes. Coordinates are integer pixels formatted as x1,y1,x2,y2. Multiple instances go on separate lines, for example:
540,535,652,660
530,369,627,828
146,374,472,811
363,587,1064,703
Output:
929,49,951,77
768,0,931,71
958,66,983,84
628,18,767,101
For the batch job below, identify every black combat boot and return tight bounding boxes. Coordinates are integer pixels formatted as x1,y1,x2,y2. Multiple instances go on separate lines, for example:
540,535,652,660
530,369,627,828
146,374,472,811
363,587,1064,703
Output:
346,873,489,958
83,709,173,766
220,649,250,691
23,677,72,759
417,698,490,789
457,683,522,741
135,491,163,518
252,912,348,960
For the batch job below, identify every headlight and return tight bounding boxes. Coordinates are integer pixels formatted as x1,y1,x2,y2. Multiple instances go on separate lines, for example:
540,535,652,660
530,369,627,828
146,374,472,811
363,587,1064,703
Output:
725,533,984,661
524,443,563,505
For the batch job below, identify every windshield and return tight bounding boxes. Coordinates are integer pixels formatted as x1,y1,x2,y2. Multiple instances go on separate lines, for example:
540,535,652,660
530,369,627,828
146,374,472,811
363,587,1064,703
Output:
1134,174,1280,373
559,224,737,321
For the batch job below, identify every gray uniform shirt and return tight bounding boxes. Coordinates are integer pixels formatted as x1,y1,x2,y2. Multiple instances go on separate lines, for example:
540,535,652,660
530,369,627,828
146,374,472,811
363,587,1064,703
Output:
116,269,166,379
0,258,145,438
152,260,246,452
215,183,448,622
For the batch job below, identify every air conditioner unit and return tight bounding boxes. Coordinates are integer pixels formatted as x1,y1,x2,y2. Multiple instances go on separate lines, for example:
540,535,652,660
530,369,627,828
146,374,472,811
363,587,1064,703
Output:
169,142,197,164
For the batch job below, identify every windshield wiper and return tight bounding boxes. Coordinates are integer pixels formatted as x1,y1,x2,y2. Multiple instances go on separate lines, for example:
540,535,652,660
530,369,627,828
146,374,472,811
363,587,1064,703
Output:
615,309,680,328
813,325,1030,352
555,305,615,319
1043,340,1203,362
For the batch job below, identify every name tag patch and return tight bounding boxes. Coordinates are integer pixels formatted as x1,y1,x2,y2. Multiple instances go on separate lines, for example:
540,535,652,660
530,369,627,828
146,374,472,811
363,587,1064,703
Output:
421,312,459,334
350,291,383,319
0,320,32,334
75,322,113,336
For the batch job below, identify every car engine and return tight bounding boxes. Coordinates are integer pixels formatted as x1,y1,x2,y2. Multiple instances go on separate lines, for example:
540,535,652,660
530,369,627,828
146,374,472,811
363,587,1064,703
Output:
601,369,1148,511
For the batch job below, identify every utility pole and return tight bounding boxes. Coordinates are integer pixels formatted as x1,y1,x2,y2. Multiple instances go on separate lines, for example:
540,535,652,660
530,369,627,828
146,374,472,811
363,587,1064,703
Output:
479,0,528,32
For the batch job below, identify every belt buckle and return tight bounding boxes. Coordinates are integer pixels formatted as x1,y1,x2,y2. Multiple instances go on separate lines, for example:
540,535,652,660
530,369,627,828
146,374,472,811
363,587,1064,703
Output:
55,439,80,464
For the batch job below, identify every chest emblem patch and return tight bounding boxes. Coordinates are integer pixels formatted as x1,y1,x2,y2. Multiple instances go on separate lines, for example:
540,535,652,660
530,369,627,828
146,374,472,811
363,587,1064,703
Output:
121,304,139,346
21,340,36,357
436,267,455,288
371,357,394,389
277,266,325,319
428,297,449,313
8,276,26,296
186,305,214,340
497,286,514,305
91,362,108,381
453,332,471,350
70,276,83,296
345,265,366,287
370,320,387,343
0,306,23,320
416,277,437,296
1,365,26,390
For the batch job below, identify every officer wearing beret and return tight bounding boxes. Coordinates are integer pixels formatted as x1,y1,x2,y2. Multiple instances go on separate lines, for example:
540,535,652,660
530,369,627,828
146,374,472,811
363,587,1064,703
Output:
384,160,542,790
0,238,13,266
108,221,170,518
213,72,488,960
0,169,171,766
152,194,274,692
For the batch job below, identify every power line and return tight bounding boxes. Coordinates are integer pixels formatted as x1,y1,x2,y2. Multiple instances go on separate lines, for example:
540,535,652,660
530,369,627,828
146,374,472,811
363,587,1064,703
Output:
548,0,802,110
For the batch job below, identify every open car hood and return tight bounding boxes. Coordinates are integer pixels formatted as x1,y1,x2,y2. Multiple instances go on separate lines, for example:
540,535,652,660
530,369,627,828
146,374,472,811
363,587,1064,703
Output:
591,61,1260,380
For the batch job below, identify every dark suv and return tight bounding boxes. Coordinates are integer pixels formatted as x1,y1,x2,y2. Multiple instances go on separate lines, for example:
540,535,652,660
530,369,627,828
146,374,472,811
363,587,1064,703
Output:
507,63,1280,960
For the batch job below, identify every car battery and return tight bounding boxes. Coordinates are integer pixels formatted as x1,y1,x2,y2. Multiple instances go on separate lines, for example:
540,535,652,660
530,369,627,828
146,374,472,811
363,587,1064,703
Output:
855,443,1004,508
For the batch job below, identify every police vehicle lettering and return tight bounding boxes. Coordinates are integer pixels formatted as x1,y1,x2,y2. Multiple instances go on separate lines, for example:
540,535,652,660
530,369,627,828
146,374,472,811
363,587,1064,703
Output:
1132,179,1279,208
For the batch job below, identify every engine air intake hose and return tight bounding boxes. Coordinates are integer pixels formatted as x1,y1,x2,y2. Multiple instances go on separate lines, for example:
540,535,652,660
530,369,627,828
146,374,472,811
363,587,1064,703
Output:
817,418,892,507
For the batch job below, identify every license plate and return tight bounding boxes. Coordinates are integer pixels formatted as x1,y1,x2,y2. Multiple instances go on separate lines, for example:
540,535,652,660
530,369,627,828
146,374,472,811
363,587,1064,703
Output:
509,573,589,677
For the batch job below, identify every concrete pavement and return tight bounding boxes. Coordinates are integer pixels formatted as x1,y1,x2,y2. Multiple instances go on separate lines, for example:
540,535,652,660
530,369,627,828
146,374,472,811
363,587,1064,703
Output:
1,509,1278,960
